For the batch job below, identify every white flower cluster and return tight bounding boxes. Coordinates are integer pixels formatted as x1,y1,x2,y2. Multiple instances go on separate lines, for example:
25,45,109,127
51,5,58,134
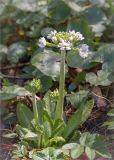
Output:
38,37,46,48
58,39,72,51
38,30,89,58
78,44,89,58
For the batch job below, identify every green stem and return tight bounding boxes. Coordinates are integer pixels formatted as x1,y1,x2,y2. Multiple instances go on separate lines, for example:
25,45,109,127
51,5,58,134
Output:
32,93,42,148
32,93,39,125
56,50,66,120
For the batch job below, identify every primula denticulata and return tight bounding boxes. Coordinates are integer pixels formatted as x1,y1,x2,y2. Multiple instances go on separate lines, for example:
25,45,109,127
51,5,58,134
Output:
38,30,89,58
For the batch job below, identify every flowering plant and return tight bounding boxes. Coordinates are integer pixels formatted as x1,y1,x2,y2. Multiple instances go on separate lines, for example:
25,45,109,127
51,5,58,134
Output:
13,30,111,159
38,30,89,120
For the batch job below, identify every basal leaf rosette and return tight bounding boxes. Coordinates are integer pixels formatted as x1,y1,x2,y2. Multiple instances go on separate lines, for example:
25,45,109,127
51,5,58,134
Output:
38,30,89,58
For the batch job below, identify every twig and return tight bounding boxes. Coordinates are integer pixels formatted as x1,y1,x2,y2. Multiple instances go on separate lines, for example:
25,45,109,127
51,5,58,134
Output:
1,74,32,80
91,91,113,107
0,62,30,71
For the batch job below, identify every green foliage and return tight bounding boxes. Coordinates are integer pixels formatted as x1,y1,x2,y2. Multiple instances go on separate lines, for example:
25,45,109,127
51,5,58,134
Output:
63,100,94,140
79,132,111,159
103,109,114,130
31,50,61,80
66,90,89,108
7,42,27,63
16,103,33,129
0,84,30,100
86,70,112,86
0,0,113,159
66,50,95,69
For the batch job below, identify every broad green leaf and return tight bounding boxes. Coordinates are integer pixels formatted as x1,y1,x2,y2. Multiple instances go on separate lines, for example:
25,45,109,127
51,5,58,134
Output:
53,149,63,159
71,144,84,159
63,100,94,140
43,121,52,140
16,125,37,140
37,100,45,124
40,76,52,92
24,131,38,140
7,42,27,63
85,72,97,86
80,132,96,147
66,50,95,69
96,70,112,86
93,44,114,82
20,145,28,156
85,7,107,25
66,90,89,108
49,0,70,22
62,143,77,150
12,0,47,13
84,7,107,36
86,70,112,86
16,103,33,128
52,119,66,137
31,50,61,79
94,44,114,63
80,133,111,159
85,147,96,160
0,85,30,101
64,0,89,12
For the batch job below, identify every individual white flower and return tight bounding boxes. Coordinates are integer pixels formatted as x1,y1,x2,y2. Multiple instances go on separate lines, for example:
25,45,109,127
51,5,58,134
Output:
58,40,72,51
47,30,57,39
69,36,74,41
69,30,76,35
75,32,84,41
38,37,46,48
52,36,57,42
69,30,84,41
79,44,89,58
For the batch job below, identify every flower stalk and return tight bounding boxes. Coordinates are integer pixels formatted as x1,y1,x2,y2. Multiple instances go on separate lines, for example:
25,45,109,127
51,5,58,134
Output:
32,93,39,125
56,50,66,120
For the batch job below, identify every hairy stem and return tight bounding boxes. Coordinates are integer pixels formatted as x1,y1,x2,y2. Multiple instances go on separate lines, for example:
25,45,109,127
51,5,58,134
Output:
56,50,66,120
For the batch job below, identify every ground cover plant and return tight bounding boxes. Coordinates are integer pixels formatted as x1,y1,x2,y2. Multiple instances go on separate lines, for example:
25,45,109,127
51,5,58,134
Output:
0,0,114,160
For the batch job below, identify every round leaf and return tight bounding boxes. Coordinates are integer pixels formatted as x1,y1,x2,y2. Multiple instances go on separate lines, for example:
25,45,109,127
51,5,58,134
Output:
71,144,84,159
31,50,61,79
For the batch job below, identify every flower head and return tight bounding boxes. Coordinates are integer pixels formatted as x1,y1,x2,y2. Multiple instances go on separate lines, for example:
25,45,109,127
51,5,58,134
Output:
78,44,89,58
38,37,46,48
58,40,72,51
26,79,42,93
37,30,89,58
